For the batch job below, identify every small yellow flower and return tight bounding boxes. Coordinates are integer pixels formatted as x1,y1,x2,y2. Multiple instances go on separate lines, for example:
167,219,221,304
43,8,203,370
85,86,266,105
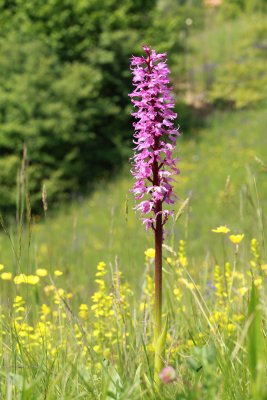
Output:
50,348,57,356
44,285,55,293
36,268,48,277
238,286,248,296
212,226,230,234
144,248,155,258
227,323,236,333
97,262,106,271
187,339,194,347
93,345,101,353
93,329,100,337
26,275,40,285
14,296,24,304
0,264,4,271
14,274,27,284
79,304,89,319
1,272,12,281
41,304,51,315
15,307,25,313
233,314,244,322
54,270,63,277
254,277,262,287
79,304,88,311
138,302,143,313
14,274,39,285
57,288,65,297
229,234,244,244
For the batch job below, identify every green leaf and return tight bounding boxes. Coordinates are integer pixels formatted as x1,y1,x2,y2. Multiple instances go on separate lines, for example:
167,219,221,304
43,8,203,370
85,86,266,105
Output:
106,365,123,400
247,281,267,399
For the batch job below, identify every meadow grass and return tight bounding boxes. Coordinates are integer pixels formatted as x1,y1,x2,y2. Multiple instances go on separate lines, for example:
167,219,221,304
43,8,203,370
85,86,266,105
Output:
0,104,266,398
0,15,267,400
0,206,266,398
1,106,266,288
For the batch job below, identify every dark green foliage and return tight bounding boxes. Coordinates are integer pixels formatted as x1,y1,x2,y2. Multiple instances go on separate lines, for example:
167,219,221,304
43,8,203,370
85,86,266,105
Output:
0,0,157,214
0,0,205,215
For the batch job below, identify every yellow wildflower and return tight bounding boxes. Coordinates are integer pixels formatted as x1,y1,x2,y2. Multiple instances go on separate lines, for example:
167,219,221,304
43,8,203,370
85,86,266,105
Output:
14,274,39,285
178,240,188,267
79,304,89,319
144,248,155,258
58,288,65,297
227,323,236,333
44,285,55,293
173,287,182,301
210,310,224,323
50,348,57,356
54,270,63,277
93,329,100,337
97,262,106,271
1,272,12,281
0,264,4,271
212,226,230,234
139,302,145,312
93,345,101,353
233,314,244,322
254,277,262,287
36,268,48,277
14,274,27,284
15,306,25,312
238,287,248,296
187,339,194,347
13,296,24,306
229,234,244,244
41,304,51,316
26,275,40,285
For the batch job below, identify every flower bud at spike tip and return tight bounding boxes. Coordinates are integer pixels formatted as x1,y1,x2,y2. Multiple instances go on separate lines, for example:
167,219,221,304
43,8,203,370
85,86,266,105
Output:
129,46,180,230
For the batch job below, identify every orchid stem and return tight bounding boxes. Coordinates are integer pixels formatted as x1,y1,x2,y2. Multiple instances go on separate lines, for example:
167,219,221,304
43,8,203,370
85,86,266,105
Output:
154,202,163,387
155,207,163,341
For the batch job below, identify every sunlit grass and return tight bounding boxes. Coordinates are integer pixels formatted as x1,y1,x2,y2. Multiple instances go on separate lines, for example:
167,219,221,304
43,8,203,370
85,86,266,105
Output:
2,107,266,289
0,225,266,398
0,12,267,399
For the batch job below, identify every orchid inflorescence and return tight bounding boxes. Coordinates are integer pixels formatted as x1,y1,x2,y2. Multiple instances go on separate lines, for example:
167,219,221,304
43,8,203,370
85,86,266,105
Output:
129,46,180,230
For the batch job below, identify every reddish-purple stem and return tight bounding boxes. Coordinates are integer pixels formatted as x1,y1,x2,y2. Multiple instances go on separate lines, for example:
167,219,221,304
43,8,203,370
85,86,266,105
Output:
153,136,163,338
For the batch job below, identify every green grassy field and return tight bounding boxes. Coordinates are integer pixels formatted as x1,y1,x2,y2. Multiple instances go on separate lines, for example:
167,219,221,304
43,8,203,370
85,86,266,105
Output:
1,107,266,288
0,14,267,399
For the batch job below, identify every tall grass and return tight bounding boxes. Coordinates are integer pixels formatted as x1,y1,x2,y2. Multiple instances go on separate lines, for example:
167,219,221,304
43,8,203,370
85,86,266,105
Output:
0,151,266,398
0,14,267,399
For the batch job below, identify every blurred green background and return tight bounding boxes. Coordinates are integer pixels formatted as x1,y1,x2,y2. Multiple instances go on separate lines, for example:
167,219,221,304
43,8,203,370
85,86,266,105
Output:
0,0,267,290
